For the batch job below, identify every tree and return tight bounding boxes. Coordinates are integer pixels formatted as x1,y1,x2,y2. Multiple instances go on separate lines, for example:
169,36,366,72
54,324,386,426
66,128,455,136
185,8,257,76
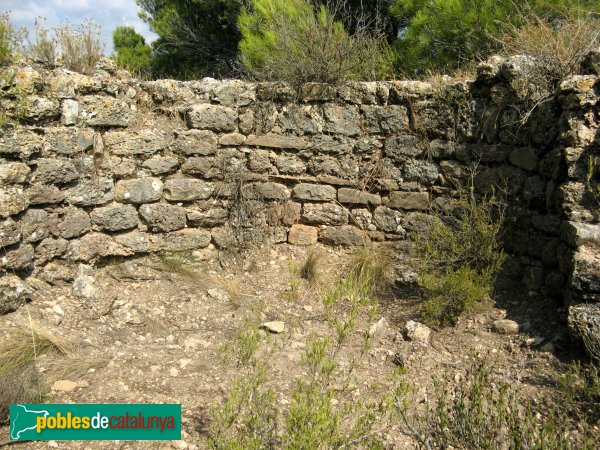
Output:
390,0,600,75
238,0,394,85
136,0,243,79
112,26,152,75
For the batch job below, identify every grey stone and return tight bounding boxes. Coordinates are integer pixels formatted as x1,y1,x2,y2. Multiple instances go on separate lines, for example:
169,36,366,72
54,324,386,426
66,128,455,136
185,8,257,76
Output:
338,82,379,104
104,130,169,157
0,218,21,247
67,178,114,206
338,188,381,206
79,95,134,127
181,157,215,177
187,208,228,227
319,225,368,246
405,320,431,343
164,179,214,201
68,233,132,262
0,130,43,160
35,237,68,264
388,191,429,210
274,154,306,174
403,160,439,185
219,133,246,146
246,134,310,150
302,203,348,225
21,209,49,243
33,159,79,185
1,244,34,271
22,96,60,122
213,80,256,107
91,204,139,232
73,264,97,299
0,163,31,184
114,231,151,254
361,105,409,133
242,182,290,200
152,229,212,252
142,157,179,175
322,104,360,136
186,104,237,131
561,221,600,247
493,319,520,335
28,184,66,205
0,187,28,218
139,203,187,232
384,135,424,162
248,150,277,173
262,321,285,334
62,99,79,125
172,130,218,156
115,178,163,204
0,275,33,315
292,183,336,201
299,83,336,101
55,208,91,239
509,147,538,171
39,261,76,285
373,206,405,234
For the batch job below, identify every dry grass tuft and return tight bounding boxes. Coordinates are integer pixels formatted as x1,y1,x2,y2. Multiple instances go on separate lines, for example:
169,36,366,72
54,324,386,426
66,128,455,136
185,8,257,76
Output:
299,250,322,286
348,244,393,295
46,356,107,383
0,325,77,376
0,365,46,424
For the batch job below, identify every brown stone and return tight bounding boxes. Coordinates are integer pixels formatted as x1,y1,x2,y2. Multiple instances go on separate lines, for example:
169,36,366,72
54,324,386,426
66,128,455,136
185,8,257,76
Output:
388,191,430,210
288,224,318,246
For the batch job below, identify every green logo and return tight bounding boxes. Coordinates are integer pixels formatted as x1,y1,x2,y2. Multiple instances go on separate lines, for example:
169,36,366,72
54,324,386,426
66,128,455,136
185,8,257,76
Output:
10,404,181,441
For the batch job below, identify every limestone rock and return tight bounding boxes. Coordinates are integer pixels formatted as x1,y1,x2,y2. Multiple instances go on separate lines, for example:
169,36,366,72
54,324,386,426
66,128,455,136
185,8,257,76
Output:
246,133,309,150
0,275,33,314
171,130,218,156
262,321,285,334
405,320,431,343
303,203,348,225
139,204,187,232
337,188,381,206
104,129,169,157
67,178,114,206
0,187,28,218
319,225,368,246
55,208,91,239
115,178,163,204
91,204,139,232
28,184,67,205
0,162,30,184
164,179,214,202
1,244,35,271
33,158,79,185
142,157,179,175
388,191,430,210
186,104,237,131
493,319,520,335
0,218,22,247
292,183,336,201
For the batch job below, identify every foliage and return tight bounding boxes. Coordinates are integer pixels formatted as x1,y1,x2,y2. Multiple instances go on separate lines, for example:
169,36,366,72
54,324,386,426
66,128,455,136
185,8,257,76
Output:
391,0,600,75
54,19,104,74
414,191,506,326
349,243,393,295
558,360,600,425
136,0,243,79
0,12,24,67
415,358,597,449
24,18,57,66
238,0,394,85
112,26,152,75
298,250,321,285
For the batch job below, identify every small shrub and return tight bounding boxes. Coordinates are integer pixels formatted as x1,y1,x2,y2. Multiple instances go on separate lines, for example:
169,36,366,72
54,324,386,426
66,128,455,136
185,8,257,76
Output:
414,190,506,326
420,266,492,327
55,19,104,73
238,0,393,85
0,13,24,67
24,18,57,66
559,360,600,424
299,250,321,285
349,244,393,295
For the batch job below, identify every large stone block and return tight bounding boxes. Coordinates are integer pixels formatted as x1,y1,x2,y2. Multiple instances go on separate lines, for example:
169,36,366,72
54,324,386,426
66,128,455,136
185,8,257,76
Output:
104,130,169,156
403,160,439,185
509,147,538,171
139,203,187,232
322,104,361,136
33,158,79,185
246,133,310,150
302,203,348,225
164,179,214,201
21,209,49,243
67,233,132,262
0,244,34,271
54,208,92,239
67,178,114,206
388,191,430,210
288,224,318,245
115,178,163,204
79,96,135,127
242,182,291,201
373,206,404,234
152,229,212,252
292,183,336,201
0,218,21,247
91,204,139,232
142,156,179,175
361,105,409,133
384,135,425,162
28,184,66,205
171,130,218,156
337,188,381,206
319,225,368,246
186,104,237,131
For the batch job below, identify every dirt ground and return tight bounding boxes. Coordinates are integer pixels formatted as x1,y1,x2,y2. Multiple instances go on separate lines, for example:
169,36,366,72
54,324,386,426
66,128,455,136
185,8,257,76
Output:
0,241,583,449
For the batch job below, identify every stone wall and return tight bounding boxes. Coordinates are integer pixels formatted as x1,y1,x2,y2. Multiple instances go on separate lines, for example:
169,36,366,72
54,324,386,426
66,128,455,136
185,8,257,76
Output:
0,56,598,316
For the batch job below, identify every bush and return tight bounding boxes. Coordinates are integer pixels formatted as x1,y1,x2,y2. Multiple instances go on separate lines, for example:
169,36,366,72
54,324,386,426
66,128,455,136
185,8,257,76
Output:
238,0,393,85
414,191,506,326
0,12,24,67
55,19,103,73
24,18,57,66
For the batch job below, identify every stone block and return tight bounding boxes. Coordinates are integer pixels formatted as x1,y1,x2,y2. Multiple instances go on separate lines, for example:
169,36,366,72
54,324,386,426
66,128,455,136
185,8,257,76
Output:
288,224,318,245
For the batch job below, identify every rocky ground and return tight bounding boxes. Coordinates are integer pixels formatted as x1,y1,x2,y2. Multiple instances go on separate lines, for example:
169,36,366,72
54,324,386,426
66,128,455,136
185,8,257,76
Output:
0,242,583,449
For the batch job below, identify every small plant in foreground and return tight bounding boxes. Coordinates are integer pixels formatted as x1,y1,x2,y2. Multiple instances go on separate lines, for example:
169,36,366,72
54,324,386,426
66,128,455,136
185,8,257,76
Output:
0,13,24,67
414,190,506,326
55,19,103,73
24,18,57,67
298,250,321,285
349,243,393,295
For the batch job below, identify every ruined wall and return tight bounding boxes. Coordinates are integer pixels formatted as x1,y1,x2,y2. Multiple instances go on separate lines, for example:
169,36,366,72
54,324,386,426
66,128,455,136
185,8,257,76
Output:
0,56,598,316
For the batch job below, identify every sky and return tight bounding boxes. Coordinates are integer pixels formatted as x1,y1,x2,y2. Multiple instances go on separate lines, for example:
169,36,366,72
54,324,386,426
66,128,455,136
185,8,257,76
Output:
1,0,157,53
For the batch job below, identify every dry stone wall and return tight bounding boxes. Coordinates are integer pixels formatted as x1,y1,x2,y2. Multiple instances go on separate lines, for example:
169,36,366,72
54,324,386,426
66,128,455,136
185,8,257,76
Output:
0,56,598,319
